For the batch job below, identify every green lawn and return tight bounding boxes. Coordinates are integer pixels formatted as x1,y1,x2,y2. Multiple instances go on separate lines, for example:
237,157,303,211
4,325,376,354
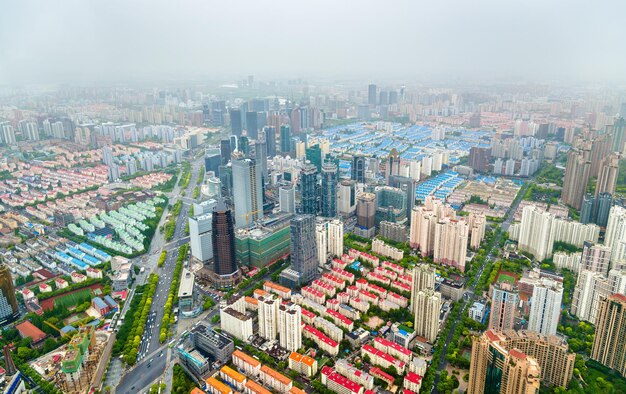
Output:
54,288,92,309
497,273,516,284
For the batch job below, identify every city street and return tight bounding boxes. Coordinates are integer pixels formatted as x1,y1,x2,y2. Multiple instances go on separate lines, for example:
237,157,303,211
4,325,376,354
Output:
431,179,531,393
116,156,203,394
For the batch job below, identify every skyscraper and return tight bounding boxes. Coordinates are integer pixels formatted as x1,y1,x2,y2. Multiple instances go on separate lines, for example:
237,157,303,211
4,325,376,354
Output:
306,144,322,172
255,138,268,183
368,84,377,106
230,109,242,136
239,136,250,156
351,155,366,183
300,163,318,215
528,278,563,336
290,215,318,284
384,149,400,184
413,289,441,343
0,264,18,325
220,139,233,166
389,175,416,224
232,158,264,228
264,126,277,157
489,282,519,331
279,183,296,214
562,147,591,210
280,125,292,155
245,111,259,140
189,213,213,263
591,294,626,377
211,201,239,284
595,152,620,196
321,163,337,218
355,192,377,238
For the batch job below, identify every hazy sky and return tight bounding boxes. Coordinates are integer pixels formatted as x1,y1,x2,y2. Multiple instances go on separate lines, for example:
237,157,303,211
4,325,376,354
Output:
1,0,625,85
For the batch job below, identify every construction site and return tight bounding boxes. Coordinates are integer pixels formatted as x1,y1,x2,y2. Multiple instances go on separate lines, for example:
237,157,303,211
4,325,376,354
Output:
29,325,111,393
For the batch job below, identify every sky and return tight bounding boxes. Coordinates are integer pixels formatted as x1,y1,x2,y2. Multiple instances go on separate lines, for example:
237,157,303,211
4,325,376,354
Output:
1,0,625,85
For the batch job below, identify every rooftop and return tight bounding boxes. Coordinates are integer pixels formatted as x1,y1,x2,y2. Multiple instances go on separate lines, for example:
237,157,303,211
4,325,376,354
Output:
178,268,195,298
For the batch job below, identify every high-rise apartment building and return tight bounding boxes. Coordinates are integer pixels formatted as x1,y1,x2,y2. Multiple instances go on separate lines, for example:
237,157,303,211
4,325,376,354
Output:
211,201,239,285
411,264,436,309
596,153,620,196
321,163,338,218
468,330,575,394
433,217,469,272
0,123,16,145
409,196,457,254
605,205,626,264
562,148,591,210
571,268,626,324
327,219,344,258
489,282,519,331
528,278,563,336
517,205,555,261
232,158,264,228
315,222,328,267
469,333,540,394
580,241,612,274
258,295,279,341
468,147,491,173
413,289,441,343
591,294,626,377
278,303,302,351
0,264,19,325
581,192,614,228
300,163,318,215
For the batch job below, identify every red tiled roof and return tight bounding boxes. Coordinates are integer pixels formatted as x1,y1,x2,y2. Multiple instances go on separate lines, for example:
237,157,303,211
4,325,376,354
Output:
15,321,46,342
405,372,422,384
321,366,363,394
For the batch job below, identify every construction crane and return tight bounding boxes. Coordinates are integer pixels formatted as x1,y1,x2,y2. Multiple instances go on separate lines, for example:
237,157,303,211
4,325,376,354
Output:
243,209,263,226
44,320,72,338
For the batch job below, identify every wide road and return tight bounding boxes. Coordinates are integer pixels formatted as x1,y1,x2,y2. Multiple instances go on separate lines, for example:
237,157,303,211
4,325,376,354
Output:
116,260,287,394
431,179,531,393
116,156,203,394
